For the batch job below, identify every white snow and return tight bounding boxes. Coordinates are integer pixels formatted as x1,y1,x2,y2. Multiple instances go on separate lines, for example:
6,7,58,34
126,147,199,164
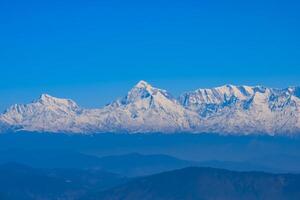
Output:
0,81,300,135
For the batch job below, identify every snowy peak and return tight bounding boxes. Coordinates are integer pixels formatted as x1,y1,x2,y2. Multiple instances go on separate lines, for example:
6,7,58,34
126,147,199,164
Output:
134,80,152,89
287,86,300,98
178,84,300,134
119,81,173,106
130,80,169,97
40,93,54,100
215,85,255,98
0,82,299,135
36,94,79,109
100,81,199,133
38,93,57,103
0,94,82,131
27,94,80,113
179,84,300,118
179,84,253,110
180,84,274,106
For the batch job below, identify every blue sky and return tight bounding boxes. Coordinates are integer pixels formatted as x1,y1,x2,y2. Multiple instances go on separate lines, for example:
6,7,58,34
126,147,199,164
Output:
0,0,300,111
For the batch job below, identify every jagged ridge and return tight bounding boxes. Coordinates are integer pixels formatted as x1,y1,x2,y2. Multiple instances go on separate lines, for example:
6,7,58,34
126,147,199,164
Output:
0,81,300,135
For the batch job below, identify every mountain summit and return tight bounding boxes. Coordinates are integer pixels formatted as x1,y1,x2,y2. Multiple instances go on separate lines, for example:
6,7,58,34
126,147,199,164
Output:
119,80,172,105
0,81,300,135
0,94,82,132
97,81,200,133
134,80,152,89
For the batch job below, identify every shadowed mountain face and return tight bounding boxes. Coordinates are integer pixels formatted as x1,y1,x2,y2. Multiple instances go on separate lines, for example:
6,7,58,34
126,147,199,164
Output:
0,163,126,200
2,163,300,200
91,167,300,200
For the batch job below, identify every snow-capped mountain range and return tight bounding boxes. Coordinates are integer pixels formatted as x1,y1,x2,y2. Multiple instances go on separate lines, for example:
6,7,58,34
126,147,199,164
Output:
1,81,300,135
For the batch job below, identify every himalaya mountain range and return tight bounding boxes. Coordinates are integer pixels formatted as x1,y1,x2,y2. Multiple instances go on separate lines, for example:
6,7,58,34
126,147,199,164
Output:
1,81,300,135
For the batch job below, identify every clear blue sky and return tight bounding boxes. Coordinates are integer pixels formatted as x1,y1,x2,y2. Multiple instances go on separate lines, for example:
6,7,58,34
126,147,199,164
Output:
0,0,300,111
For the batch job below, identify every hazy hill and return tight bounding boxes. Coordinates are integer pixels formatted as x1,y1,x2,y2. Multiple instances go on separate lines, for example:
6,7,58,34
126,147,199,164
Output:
93,167,300,200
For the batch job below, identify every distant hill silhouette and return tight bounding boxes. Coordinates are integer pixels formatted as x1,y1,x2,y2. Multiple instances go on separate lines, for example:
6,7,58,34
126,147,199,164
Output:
0,163,125,200
93,167,300,200
0,149,279,177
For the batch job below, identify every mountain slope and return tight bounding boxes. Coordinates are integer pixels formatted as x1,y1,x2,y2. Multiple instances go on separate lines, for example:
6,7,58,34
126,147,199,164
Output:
85,81,200,133
180,85,300,134
96,153,195,177
0,148,286,175
0,149,196,177
0,94,83,132
0,81,300,135
0,163,126,200
92,167,300,200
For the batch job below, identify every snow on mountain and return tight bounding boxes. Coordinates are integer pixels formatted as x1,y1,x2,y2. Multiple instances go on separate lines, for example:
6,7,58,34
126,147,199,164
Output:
180,85,300,135
0,81,299,135
80,81,201,133
179,85,255,117
0,94,83,132
288,86,300,98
